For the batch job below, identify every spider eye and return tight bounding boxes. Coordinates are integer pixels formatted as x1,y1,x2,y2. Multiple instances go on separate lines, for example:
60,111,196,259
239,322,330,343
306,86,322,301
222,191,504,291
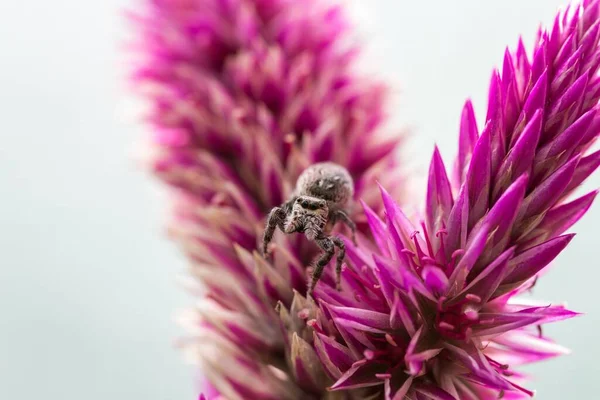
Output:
300,200,309,208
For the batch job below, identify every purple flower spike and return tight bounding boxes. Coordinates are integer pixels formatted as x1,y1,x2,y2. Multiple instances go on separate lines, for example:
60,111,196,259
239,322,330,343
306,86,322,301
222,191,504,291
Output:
130,0,405,398
301,3,599,399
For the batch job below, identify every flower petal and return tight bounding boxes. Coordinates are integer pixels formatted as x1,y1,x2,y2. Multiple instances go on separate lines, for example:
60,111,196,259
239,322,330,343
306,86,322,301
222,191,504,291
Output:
330,359,387,390
494,111,542,201
313,332,355,379
361,200,391,257
385,373,413,400
449,247,515,306
415,385,457,400
565,148,600,194
329,305,391,333
466,120,492,229
456,99,479,186
426,147,454,242
522,190,598,247
505,234,575,283
290,333,329,391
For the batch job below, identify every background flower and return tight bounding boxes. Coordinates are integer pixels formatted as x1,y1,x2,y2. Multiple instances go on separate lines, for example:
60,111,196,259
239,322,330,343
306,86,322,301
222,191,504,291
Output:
130,0,405,398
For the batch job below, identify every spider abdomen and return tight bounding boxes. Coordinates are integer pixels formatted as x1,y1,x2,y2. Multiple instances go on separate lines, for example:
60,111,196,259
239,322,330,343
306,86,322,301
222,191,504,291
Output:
295,162,353,208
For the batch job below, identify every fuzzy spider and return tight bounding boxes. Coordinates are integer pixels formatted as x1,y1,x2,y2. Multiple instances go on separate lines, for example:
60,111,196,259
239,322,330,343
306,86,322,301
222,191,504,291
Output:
261,162,356,296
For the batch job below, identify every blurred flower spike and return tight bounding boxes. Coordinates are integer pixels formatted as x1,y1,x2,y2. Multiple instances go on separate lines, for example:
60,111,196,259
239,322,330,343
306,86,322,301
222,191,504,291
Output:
130,0,405,398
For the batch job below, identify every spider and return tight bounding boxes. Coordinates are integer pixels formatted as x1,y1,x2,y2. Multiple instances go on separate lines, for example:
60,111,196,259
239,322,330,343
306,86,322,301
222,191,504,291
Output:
261,162,356,296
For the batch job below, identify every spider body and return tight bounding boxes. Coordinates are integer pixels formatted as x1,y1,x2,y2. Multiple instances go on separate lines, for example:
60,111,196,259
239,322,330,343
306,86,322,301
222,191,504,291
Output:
261,162,356,296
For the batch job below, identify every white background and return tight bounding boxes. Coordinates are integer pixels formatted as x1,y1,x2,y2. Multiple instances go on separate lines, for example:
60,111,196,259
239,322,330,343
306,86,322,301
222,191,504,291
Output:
0,1,597,399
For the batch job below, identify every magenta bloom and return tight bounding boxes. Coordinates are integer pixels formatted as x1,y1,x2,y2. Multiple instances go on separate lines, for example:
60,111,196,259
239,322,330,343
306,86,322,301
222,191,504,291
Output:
301,2,600,398
130,0,404,398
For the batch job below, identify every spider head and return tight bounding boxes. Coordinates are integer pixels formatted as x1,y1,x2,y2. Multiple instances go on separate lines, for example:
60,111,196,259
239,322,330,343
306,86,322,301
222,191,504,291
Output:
284,196,329,236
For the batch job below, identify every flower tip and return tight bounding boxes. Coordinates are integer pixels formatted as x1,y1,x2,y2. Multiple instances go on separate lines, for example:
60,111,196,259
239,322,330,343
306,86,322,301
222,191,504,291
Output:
375,180,388,194
358,198,370,210
558,302,583,316
503,45,512,60
514,172,530,187
232,242,247,256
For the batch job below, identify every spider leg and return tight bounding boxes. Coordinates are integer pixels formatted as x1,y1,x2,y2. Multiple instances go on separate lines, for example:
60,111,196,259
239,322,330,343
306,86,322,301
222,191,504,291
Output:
308,236,335,297
331,236,346,291
333,209,357,246
262,206,287,258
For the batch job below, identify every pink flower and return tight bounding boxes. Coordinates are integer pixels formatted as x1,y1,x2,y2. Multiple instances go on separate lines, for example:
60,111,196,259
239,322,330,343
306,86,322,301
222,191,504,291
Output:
300,2,600,398
129,0,405,398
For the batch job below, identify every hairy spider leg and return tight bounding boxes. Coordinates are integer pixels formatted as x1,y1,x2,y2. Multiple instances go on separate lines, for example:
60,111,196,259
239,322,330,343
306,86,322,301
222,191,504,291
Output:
331,236,346,291
262,206,287,257
308,235,346,296
308,236,335,297
332,209,357,245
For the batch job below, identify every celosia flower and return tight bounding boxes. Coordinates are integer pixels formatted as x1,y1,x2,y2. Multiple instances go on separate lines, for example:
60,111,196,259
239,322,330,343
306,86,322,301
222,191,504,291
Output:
130,0,404,398
295,2,600,398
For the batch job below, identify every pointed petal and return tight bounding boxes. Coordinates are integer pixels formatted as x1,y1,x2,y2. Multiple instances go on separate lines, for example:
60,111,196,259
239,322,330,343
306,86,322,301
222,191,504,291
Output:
486,69,506,175
406,348,443,377
330,360,387,390
449,247,515,306
530,46,548,87
473,313,543,337
385,374,413,400
415,386,457,400
521,69,548,127
404,326,426,375
426,147,454,239
502,48,521,133
493,329,571,363
422,265,450,296
290,333,329,391
445,184,469,258
484,175,528,249
565,149,600,194
329,305,391,333
534,107,596,177
466,123,492,229
313,332,355,380
448,223,490,290
456,100,479,186
516,156,579,229
443,343,513,390
523,190,598,247
551,47,583,96
494,111,542,200
391,290,417,336
545,72,589,139
506,234,575,283
361,200,391,257
379,183,419,249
